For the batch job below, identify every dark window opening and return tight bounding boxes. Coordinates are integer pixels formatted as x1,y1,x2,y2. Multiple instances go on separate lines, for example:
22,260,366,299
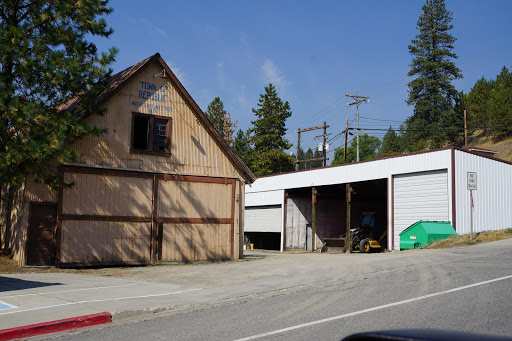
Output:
133,116,149,150
131,113,171,154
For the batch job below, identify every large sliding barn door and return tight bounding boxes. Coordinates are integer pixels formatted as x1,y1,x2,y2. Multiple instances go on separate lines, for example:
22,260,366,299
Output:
155,175,235,261
59,169,153,264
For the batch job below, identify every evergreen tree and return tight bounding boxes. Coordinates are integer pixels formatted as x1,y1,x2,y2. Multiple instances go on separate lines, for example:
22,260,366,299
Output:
332,134,381,165
489,67,512,137
310,148,323,169
379,126,402,157
0,0,117,188
406,0,462,149
298,147,323,169
466,77,493,135
205,97,237,146
232,129,252,164
248,84,294,175
443,90,466,145
465,66,512,138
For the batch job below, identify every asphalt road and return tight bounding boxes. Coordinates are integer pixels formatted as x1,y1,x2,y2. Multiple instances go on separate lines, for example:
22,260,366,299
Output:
40,242,512,341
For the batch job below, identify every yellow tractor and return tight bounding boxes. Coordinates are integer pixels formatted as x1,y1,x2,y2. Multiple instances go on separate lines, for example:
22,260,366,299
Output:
350,212,387,253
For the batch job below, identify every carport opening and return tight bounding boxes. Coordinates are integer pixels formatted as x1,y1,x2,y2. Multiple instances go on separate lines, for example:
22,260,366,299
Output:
285,178,388,252
244,232,280,251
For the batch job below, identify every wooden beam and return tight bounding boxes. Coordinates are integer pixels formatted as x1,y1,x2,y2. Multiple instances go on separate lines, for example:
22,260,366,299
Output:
345,183,352,253
312,187,317,251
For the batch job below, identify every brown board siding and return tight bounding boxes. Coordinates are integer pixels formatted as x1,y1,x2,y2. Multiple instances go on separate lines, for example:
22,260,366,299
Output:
62,172,153,217
59,220,151,264
160,223,231,261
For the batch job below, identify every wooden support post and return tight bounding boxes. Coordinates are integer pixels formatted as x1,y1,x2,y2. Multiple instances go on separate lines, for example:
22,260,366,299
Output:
345,183,352,253
312,186,317,251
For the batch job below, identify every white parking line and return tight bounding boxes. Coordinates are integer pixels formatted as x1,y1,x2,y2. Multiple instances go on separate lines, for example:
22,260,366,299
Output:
0,288,202,316
0,283,142,299
233,274,512,341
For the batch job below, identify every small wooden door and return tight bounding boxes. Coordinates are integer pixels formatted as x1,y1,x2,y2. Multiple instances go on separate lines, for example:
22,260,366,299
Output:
27,203,57,266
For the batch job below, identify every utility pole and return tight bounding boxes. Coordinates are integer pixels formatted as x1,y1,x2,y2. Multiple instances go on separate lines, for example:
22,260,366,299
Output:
345,94,369,162
314,123,331,167
344,118,349,164
296,131,301,171
323,122,327,167
295,123,329,169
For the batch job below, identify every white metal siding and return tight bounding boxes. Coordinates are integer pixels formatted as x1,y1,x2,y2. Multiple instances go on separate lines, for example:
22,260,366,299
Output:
455,150,512,234
246,149,452,195
394,170,449,249
245,205,282,233
245,190,283,206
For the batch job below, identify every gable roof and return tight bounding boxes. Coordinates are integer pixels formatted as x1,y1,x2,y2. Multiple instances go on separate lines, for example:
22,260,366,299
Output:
62,53,256,184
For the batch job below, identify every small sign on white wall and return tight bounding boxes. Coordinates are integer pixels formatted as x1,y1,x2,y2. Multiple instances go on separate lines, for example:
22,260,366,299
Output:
467,172,477,190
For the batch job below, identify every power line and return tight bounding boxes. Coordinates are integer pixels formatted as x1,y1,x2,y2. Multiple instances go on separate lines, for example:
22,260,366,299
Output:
354,123,512,133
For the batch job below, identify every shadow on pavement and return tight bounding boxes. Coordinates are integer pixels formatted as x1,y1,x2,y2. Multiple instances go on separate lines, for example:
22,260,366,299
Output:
0,276,63,293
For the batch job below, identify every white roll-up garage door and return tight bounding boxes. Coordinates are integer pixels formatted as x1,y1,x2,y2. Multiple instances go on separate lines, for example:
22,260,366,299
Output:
245,205,282,233
393,170,449,249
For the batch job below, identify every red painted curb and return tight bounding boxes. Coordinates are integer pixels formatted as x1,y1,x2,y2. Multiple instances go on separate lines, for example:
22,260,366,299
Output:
0,312,111,341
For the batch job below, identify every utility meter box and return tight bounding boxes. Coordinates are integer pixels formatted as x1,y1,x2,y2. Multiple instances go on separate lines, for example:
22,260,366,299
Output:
399,221,456,250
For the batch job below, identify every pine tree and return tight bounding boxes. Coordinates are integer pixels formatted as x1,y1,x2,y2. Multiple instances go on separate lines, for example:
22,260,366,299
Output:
248,84,294,175
465,66,512,138
310,148,323,169
299,147,323,169
466,77,493,135
489,67,512,137
232,129,252,164
205,97,237,146
0,0,117,188
406,0,462,149
379,126,402,157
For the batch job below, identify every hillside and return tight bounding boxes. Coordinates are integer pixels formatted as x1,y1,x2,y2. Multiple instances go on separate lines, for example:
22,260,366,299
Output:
468,131,512,162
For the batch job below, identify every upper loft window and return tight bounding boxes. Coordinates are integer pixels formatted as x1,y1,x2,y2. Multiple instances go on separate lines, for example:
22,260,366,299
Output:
131,112,171,155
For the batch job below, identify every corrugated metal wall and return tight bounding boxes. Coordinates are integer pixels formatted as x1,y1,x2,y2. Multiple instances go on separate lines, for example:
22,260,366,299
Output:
455,151,512,234
247,150,453,195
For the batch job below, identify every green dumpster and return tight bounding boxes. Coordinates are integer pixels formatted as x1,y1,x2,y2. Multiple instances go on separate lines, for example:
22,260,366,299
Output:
399,221,456,250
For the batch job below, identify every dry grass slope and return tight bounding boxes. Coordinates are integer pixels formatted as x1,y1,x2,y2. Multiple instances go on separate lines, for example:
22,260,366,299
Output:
469,131,512,162
424,229,512,249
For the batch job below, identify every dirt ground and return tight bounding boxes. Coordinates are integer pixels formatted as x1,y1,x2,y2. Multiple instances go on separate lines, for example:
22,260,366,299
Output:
2,229,512,275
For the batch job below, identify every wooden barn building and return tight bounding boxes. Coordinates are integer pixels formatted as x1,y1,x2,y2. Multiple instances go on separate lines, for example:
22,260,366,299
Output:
2,53,255,266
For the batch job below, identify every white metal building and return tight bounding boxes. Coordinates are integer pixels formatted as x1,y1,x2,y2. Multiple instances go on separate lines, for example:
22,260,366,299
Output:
245,147,512,251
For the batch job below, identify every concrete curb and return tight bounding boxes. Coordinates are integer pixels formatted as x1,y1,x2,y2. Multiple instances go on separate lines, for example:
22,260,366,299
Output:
0,312,111,341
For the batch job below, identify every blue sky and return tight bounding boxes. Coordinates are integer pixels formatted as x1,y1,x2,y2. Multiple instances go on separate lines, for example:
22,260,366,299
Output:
95,0,512,159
